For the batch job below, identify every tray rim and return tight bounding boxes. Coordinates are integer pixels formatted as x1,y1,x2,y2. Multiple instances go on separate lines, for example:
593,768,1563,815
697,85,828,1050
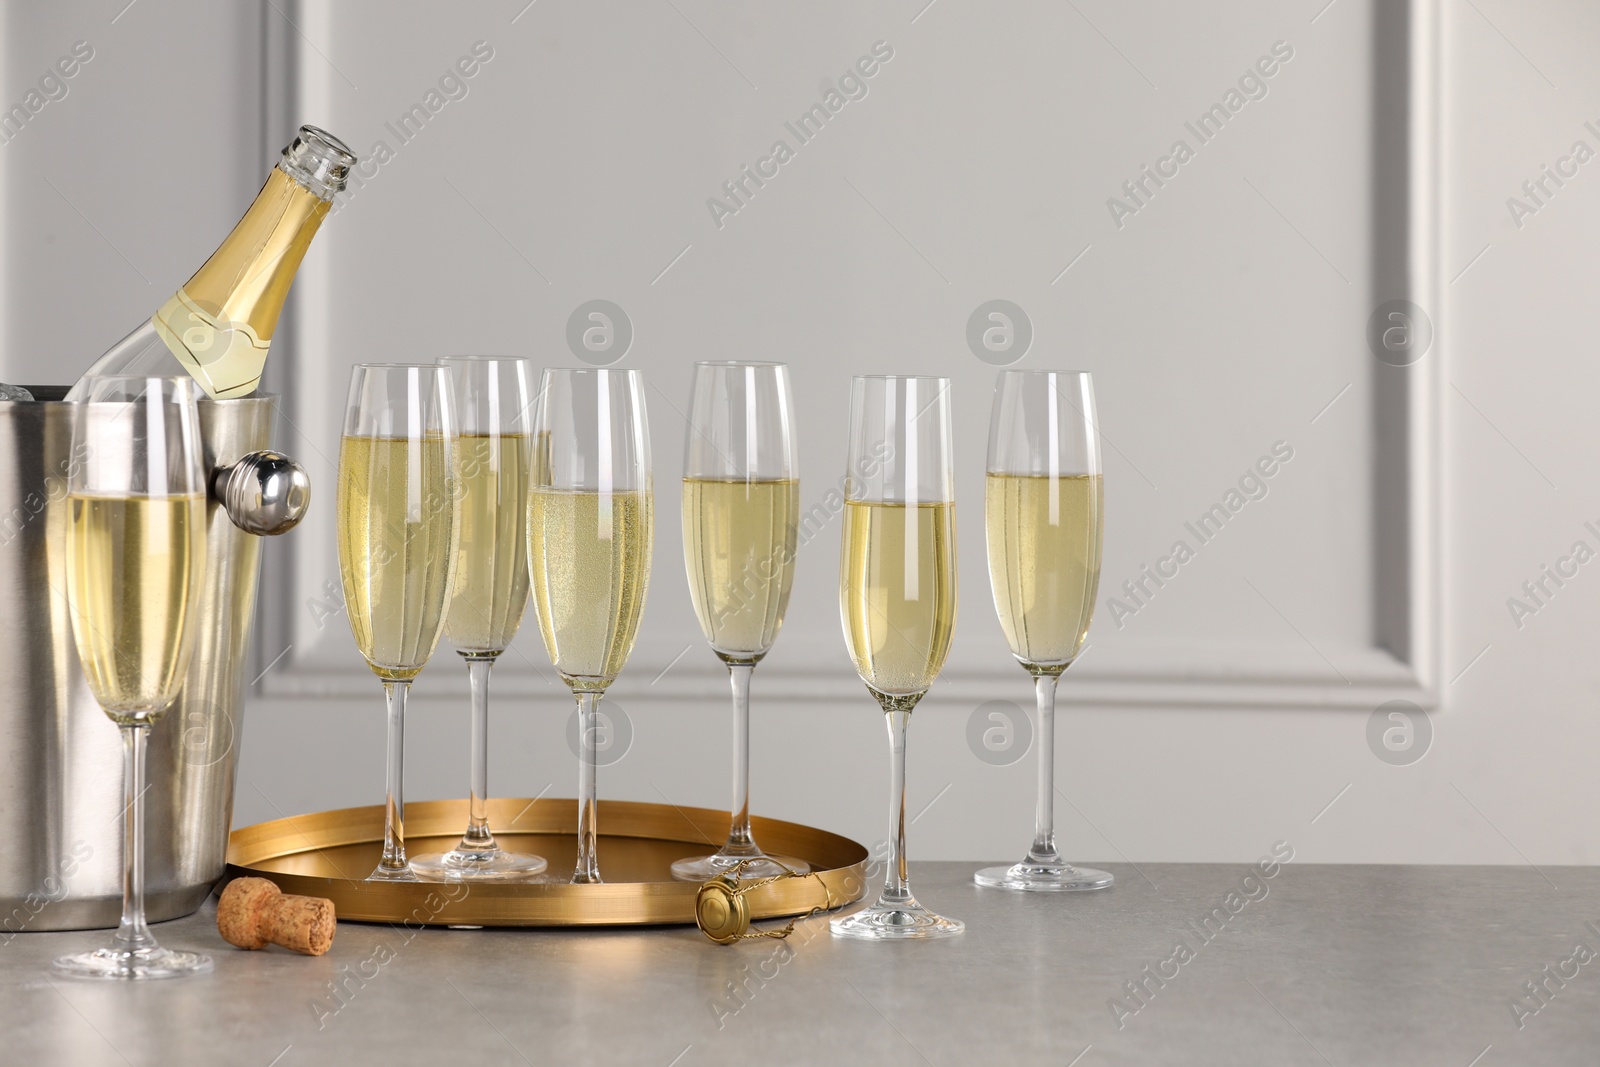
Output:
226,797,870,928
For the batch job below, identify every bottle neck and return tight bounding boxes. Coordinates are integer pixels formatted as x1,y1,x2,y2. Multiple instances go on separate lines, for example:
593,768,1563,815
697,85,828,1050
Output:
151,166,331,399
184,165,330,344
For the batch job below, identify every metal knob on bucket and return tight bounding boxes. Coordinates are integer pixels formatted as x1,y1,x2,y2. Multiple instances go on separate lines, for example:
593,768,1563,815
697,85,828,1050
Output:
0,387,305,932
212,450,311,536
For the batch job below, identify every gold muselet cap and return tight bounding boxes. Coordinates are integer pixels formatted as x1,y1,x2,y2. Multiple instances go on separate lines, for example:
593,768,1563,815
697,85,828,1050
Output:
693,859,836,946
695,877,751,945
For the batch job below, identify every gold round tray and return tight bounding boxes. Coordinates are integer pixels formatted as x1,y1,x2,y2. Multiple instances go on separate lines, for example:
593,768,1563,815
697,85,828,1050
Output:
226,798,869,927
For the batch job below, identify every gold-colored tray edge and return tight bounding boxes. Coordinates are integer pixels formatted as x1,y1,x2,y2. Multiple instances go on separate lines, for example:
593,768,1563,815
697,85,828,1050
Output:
226,798,869,928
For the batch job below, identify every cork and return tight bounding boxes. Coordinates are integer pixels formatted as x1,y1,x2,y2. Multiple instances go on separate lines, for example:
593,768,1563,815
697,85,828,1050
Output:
217,876,336,956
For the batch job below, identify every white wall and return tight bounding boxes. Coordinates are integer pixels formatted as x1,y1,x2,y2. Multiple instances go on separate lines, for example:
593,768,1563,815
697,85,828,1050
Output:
0,0,1591,865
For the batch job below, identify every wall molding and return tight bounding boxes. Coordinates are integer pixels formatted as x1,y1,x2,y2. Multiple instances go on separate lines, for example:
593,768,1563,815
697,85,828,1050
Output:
255,0,1443,713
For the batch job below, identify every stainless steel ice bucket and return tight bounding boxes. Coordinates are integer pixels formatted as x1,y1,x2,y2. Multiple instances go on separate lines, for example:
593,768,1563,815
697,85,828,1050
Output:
0,386,308,932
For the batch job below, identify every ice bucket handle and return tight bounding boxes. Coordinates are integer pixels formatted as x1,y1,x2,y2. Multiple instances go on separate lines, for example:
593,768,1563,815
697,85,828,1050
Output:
210,450,311,536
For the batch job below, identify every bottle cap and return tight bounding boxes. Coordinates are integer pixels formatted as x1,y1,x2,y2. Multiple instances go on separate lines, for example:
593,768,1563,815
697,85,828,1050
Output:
693,859,836,945
281,125,357,200
695,878,751,945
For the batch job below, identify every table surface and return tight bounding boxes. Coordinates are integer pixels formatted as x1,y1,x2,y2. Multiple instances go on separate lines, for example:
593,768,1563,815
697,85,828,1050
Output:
2,861,1597,1066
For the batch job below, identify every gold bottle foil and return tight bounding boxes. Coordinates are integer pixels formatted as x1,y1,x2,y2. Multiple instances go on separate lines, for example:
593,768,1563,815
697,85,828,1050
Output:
152,168,331,399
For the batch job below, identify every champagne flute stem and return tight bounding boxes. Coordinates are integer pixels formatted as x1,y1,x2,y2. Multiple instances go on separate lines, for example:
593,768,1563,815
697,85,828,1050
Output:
573,691,602,884
115,722,155,954
882,707,913,905
1027,673,1062,865
724,662,756,853
462,656,497,851
378,681,409,874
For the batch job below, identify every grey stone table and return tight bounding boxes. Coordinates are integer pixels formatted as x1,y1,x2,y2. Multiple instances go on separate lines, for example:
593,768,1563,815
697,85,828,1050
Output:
3,862,1597,1066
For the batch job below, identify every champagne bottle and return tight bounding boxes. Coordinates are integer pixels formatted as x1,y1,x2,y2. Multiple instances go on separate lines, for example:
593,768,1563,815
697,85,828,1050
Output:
68,125,356,401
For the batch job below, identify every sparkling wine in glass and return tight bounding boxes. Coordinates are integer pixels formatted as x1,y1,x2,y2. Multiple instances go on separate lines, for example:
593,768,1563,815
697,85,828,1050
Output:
832,375,963,940
974,370,1112,892
525,368,653,884
411,356,547,880
54,375,211,979
671,361,805,882
337,364,460,881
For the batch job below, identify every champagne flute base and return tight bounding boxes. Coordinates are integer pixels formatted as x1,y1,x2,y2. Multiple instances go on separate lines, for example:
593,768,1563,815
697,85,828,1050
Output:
53,945,212,980
973,862,1114,892
830,901,963,940
410,849,548,881
670,851,810,883
365,864,418,883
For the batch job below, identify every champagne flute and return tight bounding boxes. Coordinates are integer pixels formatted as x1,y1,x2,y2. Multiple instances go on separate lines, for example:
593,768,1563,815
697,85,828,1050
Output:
337,364,460,881
974,370,1112,892
526,368,653,884
55,375,211,979
411,356,547,880
832,375,963,940
671,361,806,882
